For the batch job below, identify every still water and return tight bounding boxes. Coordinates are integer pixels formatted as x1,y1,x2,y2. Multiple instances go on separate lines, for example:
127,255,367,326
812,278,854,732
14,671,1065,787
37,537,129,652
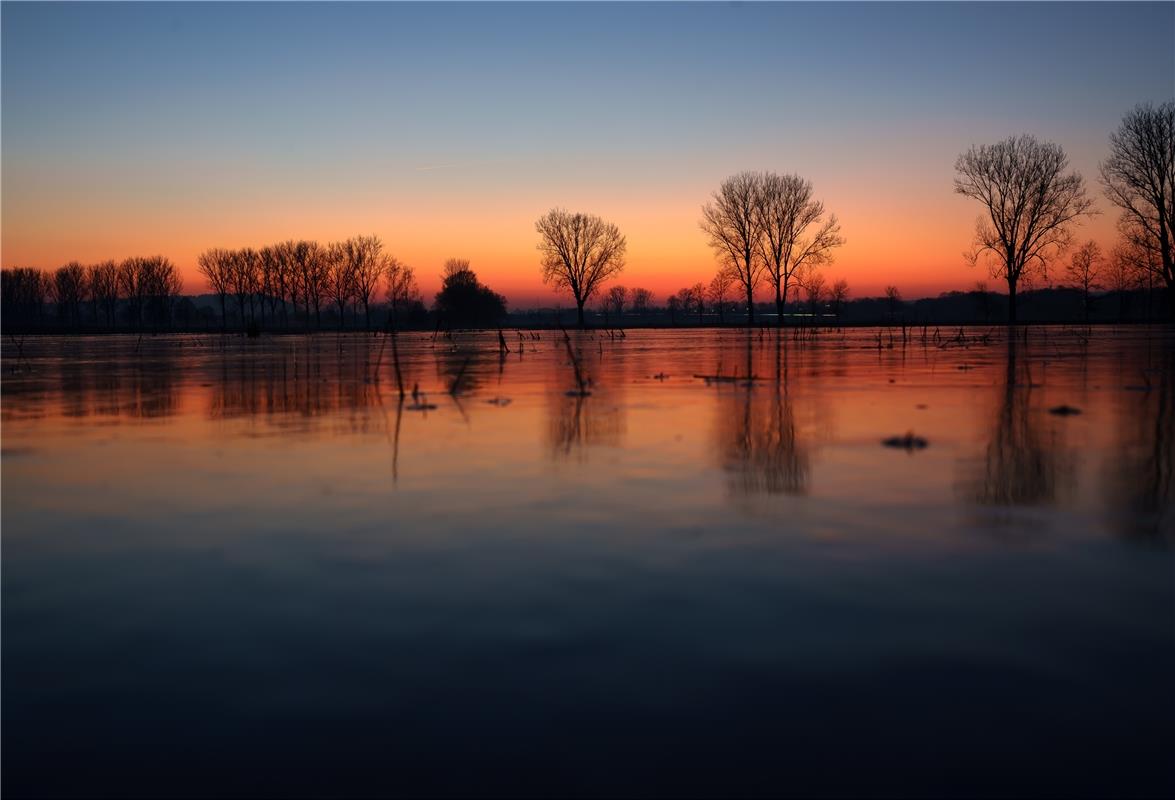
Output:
3,328,1172,797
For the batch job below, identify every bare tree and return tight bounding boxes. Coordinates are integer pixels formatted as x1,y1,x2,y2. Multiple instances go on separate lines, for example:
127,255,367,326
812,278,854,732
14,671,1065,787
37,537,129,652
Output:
666,293,682,325
443,258,471,280
755,172,844,326
1065,240,1103,323
118,257,150,329
88,260,120,329
701,172,765,326
1101,101,1175,315
291,240,326,328
829,278,849,322
52,262,87,328
325,241,357,329
142,256,182,328
631,287,654,315
228,248,259,330
1110,231,1154,320
804,271,826,321
606,285,628,319
955,134,1094,324
706,267,735,325
198,248,234,330
885,285,902,320
385,256,419,328
344,235,385,329
1,267,50,328
270,241,294,327
536,209,627,327
689,281,707,324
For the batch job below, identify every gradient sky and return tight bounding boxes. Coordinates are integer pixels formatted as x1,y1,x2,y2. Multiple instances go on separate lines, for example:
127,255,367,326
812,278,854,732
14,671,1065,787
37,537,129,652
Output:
3,2,1173,305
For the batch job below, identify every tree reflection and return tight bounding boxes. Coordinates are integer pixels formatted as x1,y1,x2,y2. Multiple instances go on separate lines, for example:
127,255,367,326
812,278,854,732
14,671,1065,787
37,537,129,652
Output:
208,339,391,434
547,392,625,460
545,340,625,459
1103,344,1174,541
717,334,809,496
964,337,1072,508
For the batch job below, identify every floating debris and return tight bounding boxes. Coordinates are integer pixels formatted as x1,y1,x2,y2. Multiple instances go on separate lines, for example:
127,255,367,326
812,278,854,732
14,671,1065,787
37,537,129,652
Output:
486,396,512,406
1048,404,1082,416
915,403,928,410
882,432,929,450
653,372,669,380
694,373,762,384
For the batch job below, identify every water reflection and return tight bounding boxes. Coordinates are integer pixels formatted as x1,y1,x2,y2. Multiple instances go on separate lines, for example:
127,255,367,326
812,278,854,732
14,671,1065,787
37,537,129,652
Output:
959,338,1074,512
1103,344,1174,541
546,336,625,459
207,343,387,433
3,329,1173,797
716,335,810,496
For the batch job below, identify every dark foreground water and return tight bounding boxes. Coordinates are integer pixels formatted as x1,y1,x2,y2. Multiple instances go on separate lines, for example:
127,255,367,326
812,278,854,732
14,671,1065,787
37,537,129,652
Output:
3,327,1172,797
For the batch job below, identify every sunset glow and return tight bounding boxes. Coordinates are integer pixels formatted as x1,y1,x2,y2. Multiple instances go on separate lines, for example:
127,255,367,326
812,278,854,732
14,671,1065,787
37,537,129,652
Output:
2,2,1170,304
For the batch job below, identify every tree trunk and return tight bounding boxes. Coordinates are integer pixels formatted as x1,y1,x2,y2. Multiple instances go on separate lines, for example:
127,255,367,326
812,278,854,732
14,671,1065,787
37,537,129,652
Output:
1007,278,1017,326
576,300,586,329
775,284,784,327
746,288,755,327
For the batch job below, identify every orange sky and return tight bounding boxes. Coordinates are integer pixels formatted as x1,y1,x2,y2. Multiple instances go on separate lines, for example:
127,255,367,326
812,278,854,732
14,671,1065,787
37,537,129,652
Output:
0,2,1155,307
0,169,1123,307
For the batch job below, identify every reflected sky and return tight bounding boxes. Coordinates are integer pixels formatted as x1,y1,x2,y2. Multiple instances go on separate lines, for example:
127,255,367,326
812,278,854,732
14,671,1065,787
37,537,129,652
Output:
2,328,1173,796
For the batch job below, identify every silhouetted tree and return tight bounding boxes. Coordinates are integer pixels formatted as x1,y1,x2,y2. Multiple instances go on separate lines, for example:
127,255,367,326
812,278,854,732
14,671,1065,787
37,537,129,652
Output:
607,285,628,318
118,257,150,329
1,267,49,328
973,280,992,322
293,240,326,328
52,262,87,328
198,248,234,331
804,271,826,321
88,260,120,329
536,208,627,327
141,256,182,327
691,281,707,324
885,285,902,319
434,261,507,327
342,235,385,329
1109,236,1149,320
830,278,849,322
228,248,259,330
666,293,681,325
272,240,295,327
326,241,357,329
1101,101,1175,316
701,172,765,326
631,287,654,315
707,267,735,324
385,256,420,328
755,172,844,326
955,134,1094,324
1065,240,1103,322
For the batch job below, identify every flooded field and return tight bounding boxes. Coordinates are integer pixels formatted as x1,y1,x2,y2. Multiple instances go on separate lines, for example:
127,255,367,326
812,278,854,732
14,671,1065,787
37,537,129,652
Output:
3,327,1172,797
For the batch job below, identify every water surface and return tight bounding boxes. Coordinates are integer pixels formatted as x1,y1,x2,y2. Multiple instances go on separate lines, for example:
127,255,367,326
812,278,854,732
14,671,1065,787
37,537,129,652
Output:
3,327,1172,797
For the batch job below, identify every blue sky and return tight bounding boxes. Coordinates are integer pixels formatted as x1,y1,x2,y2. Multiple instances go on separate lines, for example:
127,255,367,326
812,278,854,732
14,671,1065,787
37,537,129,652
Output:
4,2,1173,300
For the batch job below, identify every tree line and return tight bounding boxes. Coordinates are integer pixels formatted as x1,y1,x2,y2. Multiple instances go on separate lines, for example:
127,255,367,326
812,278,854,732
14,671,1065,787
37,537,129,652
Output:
5,102,1171,332
534,101,1172,326
195,236,422,333
2,256,181,331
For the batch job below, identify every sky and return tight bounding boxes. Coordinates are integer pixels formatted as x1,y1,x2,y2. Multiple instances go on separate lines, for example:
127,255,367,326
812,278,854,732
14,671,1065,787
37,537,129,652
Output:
3,1,1173,306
